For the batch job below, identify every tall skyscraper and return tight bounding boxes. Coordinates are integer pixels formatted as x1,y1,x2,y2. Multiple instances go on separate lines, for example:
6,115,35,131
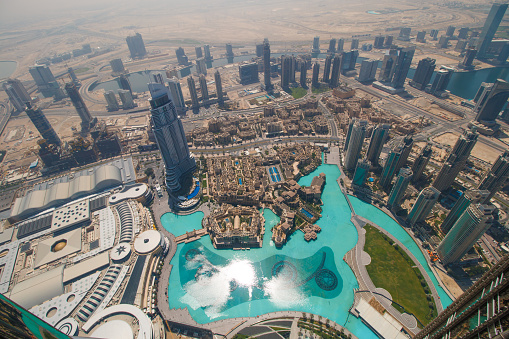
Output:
407,187,440,226
344,118,355,152
118,90,135,109
327,39,336,53
438,34,450,47
256,44,264,57
380,146,404,188
340,50,358,75
432,129,478,192
416,31,427,43
446,26,456,37
214,70,224,103
148,83,196,192
104,90,119,111
126,33,146,59
167,78,186,112
458,47,477,69
411,143,432,183
2,78,31,111
366,124,390,166
387,167,413,210
195,58,207,75
119,74,133,95
329,55,341,88
392,47,415,88
357,59,378,82
312,36,320,53
476,3,509,59
25,103,60,146
187,77,199,109
441,189,490,233
204,45,213,61
225,43,234,57
280,55,292,89
110,58,125,73
399,27,411,41
478,150,509,202
351,39,359,50
68,67,80,87
175,47,189,66
337,39,344,52
199,74,209,101
344,120,367,171
378,48,399,83
396,135,414,172
195,46,203,59
322,54,333,83
353,159,371,186
300,61,307,87
152,72,165,85
374,36,385,49
65,82,92,130
263,40,272,91
458,27,469,39
438,204,496,265
385,35,393,47
29,65,64,99
410,57,436,90
312,62,320,88
474,79,509,124
428,66,453,96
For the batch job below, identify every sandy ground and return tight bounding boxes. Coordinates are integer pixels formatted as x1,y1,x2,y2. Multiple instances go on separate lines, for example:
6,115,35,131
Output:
410,97,462,122
433,132,460,147
436,269,465,299
471,142,504,164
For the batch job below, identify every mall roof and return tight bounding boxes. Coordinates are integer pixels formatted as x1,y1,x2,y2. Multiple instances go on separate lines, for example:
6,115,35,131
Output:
63,251,110,283
34,228,82,268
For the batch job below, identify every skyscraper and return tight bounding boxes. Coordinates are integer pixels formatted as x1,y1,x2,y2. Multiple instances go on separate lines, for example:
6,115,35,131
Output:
187,76,199,109
148,83,196,192
396,135,414,172
353,159,371,186
175,47,189,66
204,45,213,61
167,78,186,112
104,90,119,111
476,3,509,59
458,47,477,69
2,78,31,111
327,39,336,53
416,31,426,43
385,35,393,47
329,55,341,88
340,50,358,75
357,59,378,82
300,61,307,88
410,57,436,90
225,43,234,57
378,48,399,83
437,204,496,265
67,67,80,87
478,150,509,202
366,124,390,166
263,40,272,91
29,65,64,99
379,145,403,188
312,62,320,88
428,66,453,96
119,74,133,95
432,129,478,192
446,26,456,37
312,36,320,53
458,27,469,39
344,120,367,171
392,47,415,88
110,58,125,73
152,72,165,85
126,33,146,59
344,119,355,152
195,46,203,59
118,90,135,109
195,58,207,75
25,103,60,146
215,70,224,103
280,55,292,89
411,143,432,183
337,39,344,52
441,189,490,233
199,74,209,101
399,27,411,40
387,167,413,210
351,39,359,50
474,79,509,124
322,54,333,83
374,36,385,49
407,187,440,226
65,82,92,131
256,44,264,57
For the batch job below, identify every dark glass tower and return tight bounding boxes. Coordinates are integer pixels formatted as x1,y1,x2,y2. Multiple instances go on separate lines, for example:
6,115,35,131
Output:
64,82,92,130
25,103,61,146
126,33,147,59
263,40,272,91
477,3,509,59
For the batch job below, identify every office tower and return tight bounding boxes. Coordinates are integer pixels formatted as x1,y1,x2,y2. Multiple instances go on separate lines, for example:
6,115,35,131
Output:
353,159,371,186
204,44,213,61
104,90,119,111
351,39,359,50
433,129,478,192
380,145,403,188
455,39,468,53
410,57,436,90
215,70,224,103
415,254,509,339
397,135,414,172
438,204,496,265
167,78,186,111
25,103,60,146
199,74,209,101
344,118,355,152
366,124,390,165
374,36,385,49
416,31,426,43
312,62,320,88
458,27,469,39
300,61,307,87
118,89,135,109
118,74,132,95
126,33,146,59
312,36,320,53
29,65,64,99
446,25,456,37
392,47,415,88
175,47,189,66
152,72,165,85
239,62,259,85
256,44,264,57
195,58,207,75
226,43,234,57
429,66,453,96
474,82,493,105
2,78,31,111
357,59,378,82
187,76,199,108
458,47,477,70
65,82,92,130
337,39,344,52
478,150,509,202
322,54,333,83
148,83,196,192
438,35,450,49
387,168,413,210
110,58,125,73
476,3,509,59
340,50,358,75
329,55,341,88
378,47,399,83
398,27,411,41
475,79,509,124
429,29,439,40
68,67,80,87
497,43,509,63
385,35,393,47
407,187,440,226
195,46,203,59
280,55,291,89
344,120,367,171
411,143,432,183
263,40,272,91
289,56,297,83
442,189,489,233
328,39,336,53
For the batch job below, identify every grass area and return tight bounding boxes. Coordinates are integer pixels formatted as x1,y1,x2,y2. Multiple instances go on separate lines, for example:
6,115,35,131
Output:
312,85,331,94
496,26,509,39
74,67,90,74
363,225,437,326
288,87,307,99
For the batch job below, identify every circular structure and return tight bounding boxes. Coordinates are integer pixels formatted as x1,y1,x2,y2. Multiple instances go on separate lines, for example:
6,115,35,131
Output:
133,230,164,255
185,248,201,261
90,320,134,339
110,242,131,262
271,261,298,284
46,307,57,318
66,294,75,302
0,249,8,258
56,318,79,336
51,240,67,252
315,269,338,291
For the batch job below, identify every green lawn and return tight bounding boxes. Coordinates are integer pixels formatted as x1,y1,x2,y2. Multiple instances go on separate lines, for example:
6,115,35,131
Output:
363,225,437,326
289,87,307,99
311,86,331,94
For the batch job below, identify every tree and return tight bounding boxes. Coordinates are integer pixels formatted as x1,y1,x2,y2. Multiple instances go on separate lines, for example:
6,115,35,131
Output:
145,167,155,178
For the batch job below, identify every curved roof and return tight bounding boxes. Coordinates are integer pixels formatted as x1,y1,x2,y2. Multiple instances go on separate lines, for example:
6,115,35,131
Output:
109,184,149,205
134,230,163,255
90,320,134,339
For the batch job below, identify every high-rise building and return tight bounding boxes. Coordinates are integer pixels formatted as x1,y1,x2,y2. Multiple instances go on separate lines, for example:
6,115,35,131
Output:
280,55,292,89
148,83,196,192
410,57,436,90
416,31,427,43
118,89,135,109
175,47,189,66
263,40,272,91
214,70,224,103
366,124,390,166
438,203,496,265
351,39,359,50
2,78,31,111
65,82,92,130
204,45,213,61
322,54,333,83
387,167,413,209
357,59,378,82
312,36,320,53
497,43,509,64
104,90,119,111
118,74,132,95
29,65,64,99
385,35,393,47
478,150,509,202
374,36,385,49
353,159,371,186
396,135,414,172
167,78,186,112
195,46,203,59
441,189,489,233
428,66,453,96
458,27,469,39
446,25,456,37
433,129,478,192
392,47,415,88
328,39,336,53
475,79,509,124
256,44,264,57
398,27,411,41
110,59,125,73
438,35,450,49
337,39,344,52
329,55,341,88
340,50,358,75
344,118,355,152
378,47,399,83
68,67,80,87
195,58,207,75
380,145,404,188
126,33,146,59
225,43,234,57
152,72,165,85
199,74,209,101
239,62,259,85
476,3,509,59
458,47,477,69
25,103,60,146
187,77,199,109
344,120,367,171
411,143,432,183
429,29,439,40
300,61,307,87
407,187,440,226
455,39,468,53
312,62,320,88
